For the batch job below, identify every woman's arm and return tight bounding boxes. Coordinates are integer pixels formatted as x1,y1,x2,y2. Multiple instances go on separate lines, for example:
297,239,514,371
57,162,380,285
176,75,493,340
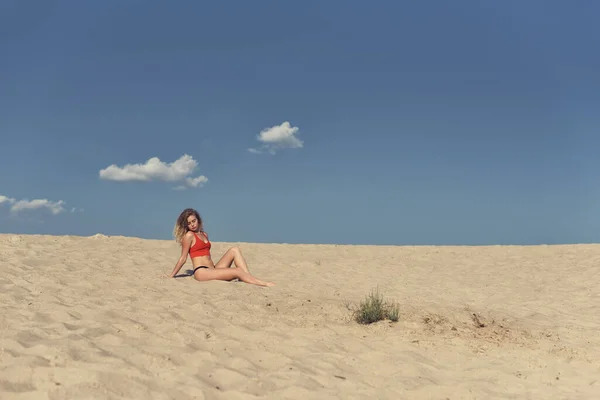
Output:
169,233,193,277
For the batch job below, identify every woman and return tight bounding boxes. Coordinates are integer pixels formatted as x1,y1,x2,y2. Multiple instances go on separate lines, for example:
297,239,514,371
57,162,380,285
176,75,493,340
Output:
168,208,275,287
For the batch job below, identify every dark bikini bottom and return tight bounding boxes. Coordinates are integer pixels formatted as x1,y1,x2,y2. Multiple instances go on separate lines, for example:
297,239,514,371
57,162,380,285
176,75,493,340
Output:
193,266,210,274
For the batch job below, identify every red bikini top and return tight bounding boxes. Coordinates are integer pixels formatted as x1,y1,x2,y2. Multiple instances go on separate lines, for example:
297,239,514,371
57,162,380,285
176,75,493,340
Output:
189,232,211,258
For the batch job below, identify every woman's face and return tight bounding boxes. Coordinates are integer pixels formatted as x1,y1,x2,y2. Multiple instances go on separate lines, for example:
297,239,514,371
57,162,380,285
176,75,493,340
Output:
186,214,199,232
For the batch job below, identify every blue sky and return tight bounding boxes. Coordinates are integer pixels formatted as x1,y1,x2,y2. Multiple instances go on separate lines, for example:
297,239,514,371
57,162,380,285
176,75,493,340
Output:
1,0,599,245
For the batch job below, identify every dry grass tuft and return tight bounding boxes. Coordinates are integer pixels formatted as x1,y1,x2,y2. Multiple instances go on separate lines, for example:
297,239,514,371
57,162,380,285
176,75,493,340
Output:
348,287,400,324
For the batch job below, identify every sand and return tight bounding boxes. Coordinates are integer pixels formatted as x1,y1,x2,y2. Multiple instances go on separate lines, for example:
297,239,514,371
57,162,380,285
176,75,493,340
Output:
0,233,599,399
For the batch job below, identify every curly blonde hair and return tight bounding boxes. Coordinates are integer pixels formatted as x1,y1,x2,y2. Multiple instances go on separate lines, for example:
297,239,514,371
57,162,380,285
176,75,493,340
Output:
173,208,202,244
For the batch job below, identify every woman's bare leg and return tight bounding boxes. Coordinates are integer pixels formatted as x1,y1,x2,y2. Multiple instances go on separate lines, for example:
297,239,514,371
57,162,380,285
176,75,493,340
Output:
194,268,274,287
214,246,250,273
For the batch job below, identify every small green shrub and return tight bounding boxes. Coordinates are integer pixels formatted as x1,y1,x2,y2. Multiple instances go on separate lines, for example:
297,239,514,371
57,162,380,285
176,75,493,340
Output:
351,287,400,324
386,301,400,322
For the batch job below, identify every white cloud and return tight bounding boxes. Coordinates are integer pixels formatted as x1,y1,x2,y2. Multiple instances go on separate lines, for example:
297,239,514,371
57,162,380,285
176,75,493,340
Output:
0,195,15,205
185,176,209,188
99,154,208,190
1,194,68,215
248,121,303,155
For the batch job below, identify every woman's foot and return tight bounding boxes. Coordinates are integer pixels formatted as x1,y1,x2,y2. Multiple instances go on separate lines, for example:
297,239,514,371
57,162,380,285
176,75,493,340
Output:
252,277,275,287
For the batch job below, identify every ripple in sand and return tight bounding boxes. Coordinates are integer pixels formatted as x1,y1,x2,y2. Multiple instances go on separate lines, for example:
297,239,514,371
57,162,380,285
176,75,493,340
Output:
0,380,36,393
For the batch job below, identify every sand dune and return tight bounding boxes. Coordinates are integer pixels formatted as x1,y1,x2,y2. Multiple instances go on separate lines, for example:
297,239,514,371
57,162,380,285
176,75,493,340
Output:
1,233,599,399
